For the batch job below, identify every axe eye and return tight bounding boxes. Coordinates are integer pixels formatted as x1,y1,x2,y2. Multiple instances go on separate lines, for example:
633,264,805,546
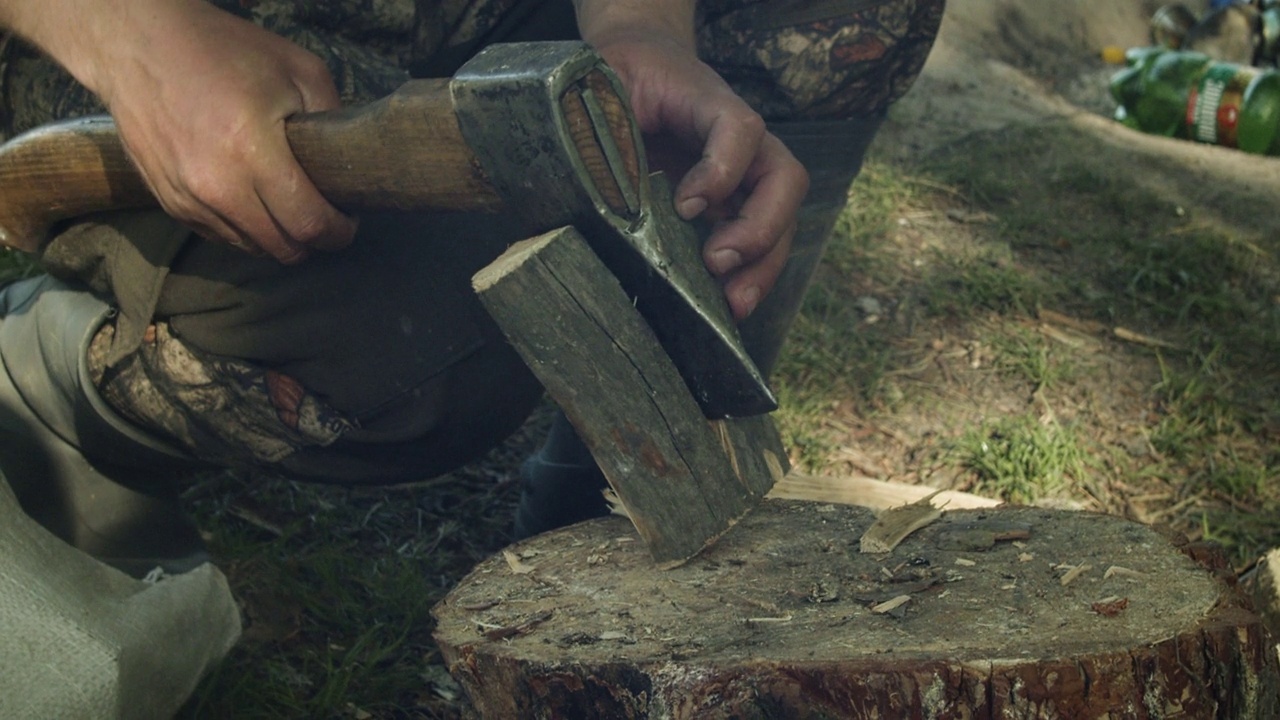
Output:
559,70,643,221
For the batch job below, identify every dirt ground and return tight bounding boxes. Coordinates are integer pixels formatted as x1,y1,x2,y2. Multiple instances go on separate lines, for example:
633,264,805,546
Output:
803,0,1280,523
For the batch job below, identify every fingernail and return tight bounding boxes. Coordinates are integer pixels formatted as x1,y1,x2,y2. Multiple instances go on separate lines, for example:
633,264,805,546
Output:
739,286,761,316
710,249,743,275
678,196,708,219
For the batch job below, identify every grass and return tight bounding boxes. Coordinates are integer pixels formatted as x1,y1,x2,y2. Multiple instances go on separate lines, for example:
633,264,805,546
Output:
772,120,1280,569
952,414,1095,505
987,327,1073,390
173,437,546,718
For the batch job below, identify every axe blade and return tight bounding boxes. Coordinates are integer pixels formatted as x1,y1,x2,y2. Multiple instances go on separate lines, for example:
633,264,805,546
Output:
451,42,776,419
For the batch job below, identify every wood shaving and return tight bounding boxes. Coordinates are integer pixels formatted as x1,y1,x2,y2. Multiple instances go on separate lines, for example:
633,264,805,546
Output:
1059,563,1091,586
602,488,632,519
1091,596,1130,617
870,595,912,614
1104,565,1145,580
745,614,793,624
860,491,945,554
503,549,536,575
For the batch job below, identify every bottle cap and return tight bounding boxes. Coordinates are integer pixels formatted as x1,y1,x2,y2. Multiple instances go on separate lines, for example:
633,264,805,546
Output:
1101,45,1128,65
1150,4,1198,49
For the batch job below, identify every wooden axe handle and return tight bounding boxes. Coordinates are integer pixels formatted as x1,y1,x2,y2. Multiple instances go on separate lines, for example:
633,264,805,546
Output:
0,78,503,253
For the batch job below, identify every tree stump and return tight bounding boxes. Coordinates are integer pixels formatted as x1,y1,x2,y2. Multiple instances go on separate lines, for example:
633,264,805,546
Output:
434,501,1279,718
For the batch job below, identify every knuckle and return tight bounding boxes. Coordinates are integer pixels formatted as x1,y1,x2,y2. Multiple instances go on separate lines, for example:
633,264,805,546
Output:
180,167,234,210
735,109,766,139
288,211,334,245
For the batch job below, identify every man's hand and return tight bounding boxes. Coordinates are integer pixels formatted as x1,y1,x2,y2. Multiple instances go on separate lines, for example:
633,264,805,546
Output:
576,1,808,320
1,0,356,263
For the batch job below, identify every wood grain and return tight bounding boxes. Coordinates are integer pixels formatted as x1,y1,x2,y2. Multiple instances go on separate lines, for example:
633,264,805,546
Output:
0,79,502,252
473,227,782,566
436,501,1280,718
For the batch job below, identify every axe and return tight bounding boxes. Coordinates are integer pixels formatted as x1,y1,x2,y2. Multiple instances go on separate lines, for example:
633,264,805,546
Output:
0,42,774,419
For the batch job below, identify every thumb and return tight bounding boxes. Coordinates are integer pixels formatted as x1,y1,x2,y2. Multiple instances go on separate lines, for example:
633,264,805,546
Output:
289,55,342,113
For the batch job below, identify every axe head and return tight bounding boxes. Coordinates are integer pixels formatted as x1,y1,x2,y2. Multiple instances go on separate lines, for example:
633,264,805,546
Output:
450,42,777,419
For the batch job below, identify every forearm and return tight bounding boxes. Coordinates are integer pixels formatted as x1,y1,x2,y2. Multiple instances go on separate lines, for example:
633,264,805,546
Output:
0,0,195,103
573,0,696,50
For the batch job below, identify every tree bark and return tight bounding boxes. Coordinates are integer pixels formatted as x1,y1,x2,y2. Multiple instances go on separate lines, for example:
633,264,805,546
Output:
434,500,1279,719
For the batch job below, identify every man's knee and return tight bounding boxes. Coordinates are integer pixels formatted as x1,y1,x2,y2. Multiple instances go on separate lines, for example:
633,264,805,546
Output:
42,209,543,484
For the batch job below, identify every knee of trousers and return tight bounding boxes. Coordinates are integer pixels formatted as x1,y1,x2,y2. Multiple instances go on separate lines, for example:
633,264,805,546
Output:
698,0,946,123
0,275,193,474
275,338,546,485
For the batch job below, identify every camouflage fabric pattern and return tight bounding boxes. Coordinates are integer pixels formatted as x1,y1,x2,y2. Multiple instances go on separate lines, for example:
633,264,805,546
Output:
0,0,941,470
2,0,943,135
698,0,946,120
88,321,353,467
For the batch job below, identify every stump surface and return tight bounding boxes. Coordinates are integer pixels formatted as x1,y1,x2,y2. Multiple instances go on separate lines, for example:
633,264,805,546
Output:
434,500,1279,718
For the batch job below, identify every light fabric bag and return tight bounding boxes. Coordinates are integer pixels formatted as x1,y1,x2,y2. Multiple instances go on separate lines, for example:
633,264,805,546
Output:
0,476,240,719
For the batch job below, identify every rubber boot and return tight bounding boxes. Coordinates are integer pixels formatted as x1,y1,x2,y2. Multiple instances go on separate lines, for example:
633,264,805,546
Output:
512,118,885,540
0,275,211,577
512,411,609,539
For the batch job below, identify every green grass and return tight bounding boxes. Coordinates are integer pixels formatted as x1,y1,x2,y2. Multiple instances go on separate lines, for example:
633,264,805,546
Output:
988,327,1072,390
919,247,1044,319
951,415,1095,505
771,162,917,470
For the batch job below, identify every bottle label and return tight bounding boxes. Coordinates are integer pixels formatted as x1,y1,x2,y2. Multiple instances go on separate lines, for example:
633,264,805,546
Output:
1186,64,1259,148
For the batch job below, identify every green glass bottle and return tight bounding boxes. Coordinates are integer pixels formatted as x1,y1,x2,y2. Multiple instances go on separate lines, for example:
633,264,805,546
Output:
1109,47,1280,156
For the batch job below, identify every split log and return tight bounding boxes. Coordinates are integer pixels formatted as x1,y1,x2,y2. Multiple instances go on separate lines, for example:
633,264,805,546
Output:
769,472,1001,511
434,501,1279,718
473,227,785,566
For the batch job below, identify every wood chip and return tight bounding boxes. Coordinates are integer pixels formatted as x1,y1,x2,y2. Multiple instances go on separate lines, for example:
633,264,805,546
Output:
1104,565,1145,580
955,558,977,567
503,549,536,575
602,488,632,519
227,499,286,537
1037,308,1107,335
1113,327,1183,350
1059,563,1091,586
860,491,945,554
870,595,912,614
745,614,794,624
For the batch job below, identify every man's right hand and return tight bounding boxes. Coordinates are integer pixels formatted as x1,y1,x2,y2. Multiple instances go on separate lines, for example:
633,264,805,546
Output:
0,0,356,263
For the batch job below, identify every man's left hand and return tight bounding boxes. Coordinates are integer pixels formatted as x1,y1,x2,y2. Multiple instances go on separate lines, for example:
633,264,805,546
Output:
580,17,809,320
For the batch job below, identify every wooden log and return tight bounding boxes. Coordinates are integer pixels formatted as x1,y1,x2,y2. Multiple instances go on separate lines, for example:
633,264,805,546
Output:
473,227,785,566
434,500,1280,718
